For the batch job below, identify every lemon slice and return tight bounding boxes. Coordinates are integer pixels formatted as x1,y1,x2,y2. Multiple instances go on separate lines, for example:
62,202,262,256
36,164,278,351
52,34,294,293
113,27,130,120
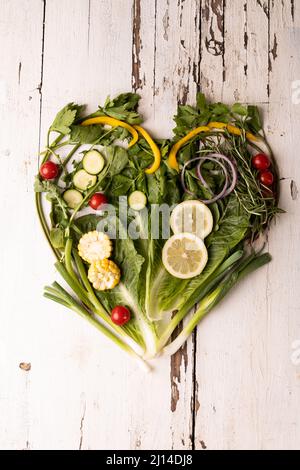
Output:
170,200,213,240
162,233,208,279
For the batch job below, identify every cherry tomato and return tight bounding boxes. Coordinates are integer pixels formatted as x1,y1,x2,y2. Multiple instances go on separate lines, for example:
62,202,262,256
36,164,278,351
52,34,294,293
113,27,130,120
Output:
89,193,108,210
111,306,131,326
251,153,271,170
259,170,274,186
40,161,59,180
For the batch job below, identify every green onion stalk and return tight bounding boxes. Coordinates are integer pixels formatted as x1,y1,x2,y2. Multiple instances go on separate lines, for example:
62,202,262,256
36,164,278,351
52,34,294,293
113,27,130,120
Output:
36,135,150,369
162,252,271,356
156,249,245,352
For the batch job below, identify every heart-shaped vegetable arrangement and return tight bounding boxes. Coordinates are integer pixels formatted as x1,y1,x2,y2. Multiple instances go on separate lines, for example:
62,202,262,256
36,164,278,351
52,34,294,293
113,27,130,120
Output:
35,93,282,370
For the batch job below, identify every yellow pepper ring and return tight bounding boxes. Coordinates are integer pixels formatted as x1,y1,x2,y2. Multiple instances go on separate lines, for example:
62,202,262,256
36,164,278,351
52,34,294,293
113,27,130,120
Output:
168,126,210,171
207,121,227,129
168,121,260,171
208,121,259,142
133,125,161,174
81,116,139,148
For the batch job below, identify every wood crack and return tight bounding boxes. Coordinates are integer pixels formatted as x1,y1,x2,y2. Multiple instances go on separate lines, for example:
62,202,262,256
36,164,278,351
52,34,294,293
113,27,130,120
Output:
267,0,271,98
291,0,295,21
197,0,202,87
222,0,225,82
153,0,158,98
244,1,248,77
205,18,224,57
163,1,170,41
257,0,270,18
200,439,207,449
79,400,86,450
18,62,22,85
170,318,188,413
190,0,203,449
203,0,225,81
190,328,198,449
132,0,142,91
290,180,298,200
270,33,278,62
87,0,91,53
38,0,46,152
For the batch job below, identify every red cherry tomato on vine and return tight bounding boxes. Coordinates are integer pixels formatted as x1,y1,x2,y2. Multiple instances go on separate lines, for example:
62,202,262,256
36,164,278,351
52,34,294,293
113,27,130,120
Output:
259,170,274,186
40,161,59,180
111,306,131,326
89,193,108,210
251,153,271,171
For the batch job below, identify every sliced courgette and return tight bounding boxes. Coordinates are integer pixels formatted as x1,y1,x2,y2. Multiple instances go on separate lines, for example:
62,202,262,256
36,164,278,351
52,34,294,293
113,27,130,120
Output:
82,150,105,175
73,169,97,191
63,189,83,209
128,190,147,211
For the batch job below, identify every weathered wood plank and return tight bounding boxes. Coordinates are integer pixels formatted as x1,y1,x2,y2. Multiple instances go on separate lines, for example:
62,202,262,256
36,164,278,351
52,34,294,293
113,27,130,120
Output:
27,0,197,451
262,0,300,449
195,0,270,451
194,0,300,450
31,0,138,450
154,0,201,450
246,0,269,103
131,0,202,450
200,0,225,101
0,0,44,450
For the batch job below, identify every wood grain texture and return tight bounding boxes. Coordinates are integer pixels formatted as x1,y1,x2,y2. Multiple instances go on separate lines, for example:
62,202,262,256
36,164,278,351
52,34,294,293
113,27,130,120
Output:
0,0,299,450
0,0,45,450
194,0,300,450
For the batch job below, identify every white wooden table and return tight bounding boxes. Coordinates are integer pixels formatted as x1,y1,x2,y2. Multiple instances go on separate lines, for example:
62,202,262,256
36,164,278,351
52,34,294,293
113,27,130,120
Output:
0,0,299,450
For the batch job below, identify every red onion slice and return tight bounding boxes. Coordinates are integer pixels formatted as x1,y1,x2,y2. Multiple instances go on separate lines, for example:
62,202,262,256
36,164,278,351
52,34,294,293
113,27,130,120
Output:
197,153,237,197
180,153,237,204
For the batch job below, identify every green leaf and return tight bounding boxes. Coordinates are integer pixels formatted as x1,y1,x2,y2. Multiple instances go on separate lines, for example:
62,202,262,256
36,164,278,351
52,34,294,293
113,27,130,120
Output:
122,166,139,179
144,205,165,320
109,175,133,196
51,204,69,229
50,227,65,249
50,103,83,135
69,125,103,144
211,102,230,116
128,143,153,171
34,177,69,221
95,215,146,312
100,93,142,124
136,172,147,193
106,146,129,176
146,173,161,204
196,93,207,111
247,105,262,133
73,214,98,237
173,105,199,135
165,179,181,205
34,176,45,192
105,92,140,110
232,103,248,116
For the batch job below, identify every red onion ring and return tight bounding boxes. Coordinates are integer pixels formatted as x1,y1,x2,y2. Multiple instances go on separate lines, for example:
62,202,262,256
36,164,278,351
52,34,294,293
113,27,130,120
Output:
180,153,237,204
197,153,237,197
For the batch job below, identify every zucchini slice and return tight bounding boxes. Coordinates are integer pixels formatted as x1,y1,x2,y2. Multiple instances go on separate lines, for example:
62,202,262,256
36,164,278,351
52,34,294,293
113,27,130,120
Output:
82,150,105,175
128,190,147,211
73,169,97,191
63,189,83,209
